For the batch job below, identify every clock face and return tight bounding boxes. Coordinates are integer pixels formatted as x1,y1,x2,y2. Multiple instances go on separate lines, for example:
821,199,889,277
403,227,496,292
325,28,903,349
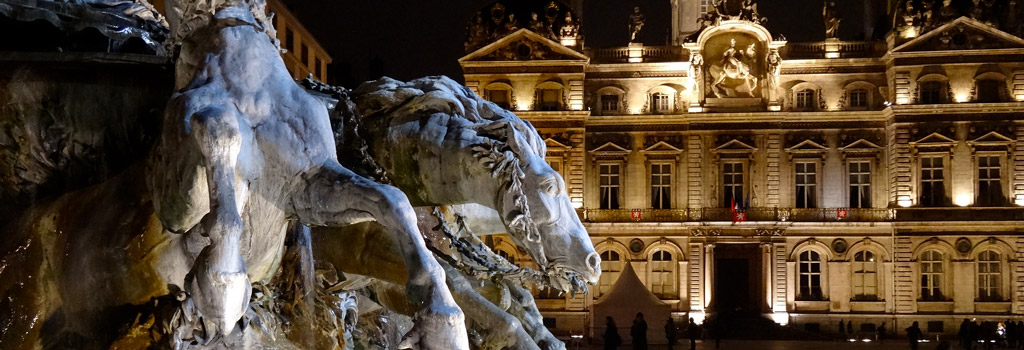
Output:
956,238,972,254
629,239,645,253
832,239,847,254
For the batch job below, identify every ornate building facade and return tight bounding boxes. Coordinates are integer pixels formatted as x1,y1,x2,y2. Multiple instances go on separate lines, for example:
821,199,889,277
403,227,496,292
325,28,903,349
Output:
461,0,1024,341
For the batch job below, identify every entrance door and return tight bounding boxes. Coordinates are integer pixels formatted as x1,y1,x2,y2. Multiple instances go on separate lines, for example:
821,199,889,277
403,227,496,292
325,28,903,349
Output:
712,243,764,314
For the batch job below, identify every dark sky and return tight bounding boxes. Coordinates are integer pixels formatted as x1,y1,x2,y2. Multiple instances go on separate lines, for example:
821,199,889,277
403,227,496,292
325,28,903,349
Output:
282,0,882,88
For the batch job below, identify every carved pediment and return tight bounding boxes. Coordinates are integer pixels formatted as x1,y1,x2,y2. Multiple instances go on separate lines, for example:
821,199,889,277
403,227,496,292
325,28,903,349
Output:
544,137,572,153
712,139,757,158
839,138,883,159
909,132,957,154
785,139,828,159
894,17,1024,53
640,141,683,160
460,29,589,62
589,142,630,160
967,131,1015,153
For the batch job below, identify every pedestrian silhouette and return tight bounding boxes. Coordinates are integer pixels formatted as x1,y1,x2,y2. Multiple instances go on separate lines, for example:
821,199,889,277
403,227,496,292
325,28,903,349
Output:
686,317,701,350
631,312,648,350
907,321,923,350
605,316,622,350
665,318,678,349
839,319,846,339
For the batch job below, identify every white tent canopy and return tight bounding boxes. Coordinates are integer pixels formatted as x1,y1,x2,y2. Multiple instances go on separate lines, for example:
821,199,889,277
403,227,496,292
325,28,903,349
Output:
592,261,673,345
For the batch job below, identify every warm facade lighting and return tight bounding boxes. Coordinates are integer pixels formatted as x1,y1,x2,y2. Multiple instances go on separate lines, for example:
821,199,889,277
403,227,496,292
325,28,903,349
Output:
954,193,972,207
628,43,643,63
689,310,706,325
771,311,789,326
560,38,577,47
1015,194,1024,206
898,196,913,207
688,105,704,113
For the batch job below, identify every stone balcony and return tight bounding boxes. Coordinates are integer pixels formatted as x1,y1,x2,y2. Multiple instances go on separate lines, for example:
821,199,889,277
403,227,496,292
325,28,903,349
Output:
586,45,688,63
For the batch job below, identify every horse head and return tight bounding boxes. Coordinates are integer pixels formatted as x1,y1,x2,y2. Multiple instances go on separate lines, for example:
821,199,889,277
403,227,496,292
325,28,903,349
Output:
349,76,601,293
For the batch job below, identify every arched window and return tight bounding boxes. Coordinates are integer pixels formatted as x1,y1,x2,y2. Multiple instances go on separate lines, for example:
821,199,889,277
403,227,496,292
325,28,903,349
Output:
848,88,869,109
975,79,1004,103
535,84,564,111
483,82,514,110
598,250,622,296
852,251,878,300
977,250,1002,301
795,89,816,110
649,250,675,299
798,250,823,300
496,249,515,265
920,250,945,301
918,81,946,104
651,92,671,114
600,94,621,114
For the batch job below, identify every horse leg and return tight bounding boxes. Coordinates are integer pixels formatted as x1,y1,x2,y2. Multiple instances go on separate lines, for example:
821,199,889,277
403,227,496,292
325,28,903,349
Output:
185,105,251,339
294,163,469,350
504,281,566,350
441,261,540,350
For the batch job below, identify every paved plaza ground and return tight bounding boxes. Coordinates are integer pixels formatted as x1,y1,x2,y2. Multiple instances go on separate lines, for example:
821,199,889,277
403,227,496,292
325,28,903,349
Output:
574,339,965,350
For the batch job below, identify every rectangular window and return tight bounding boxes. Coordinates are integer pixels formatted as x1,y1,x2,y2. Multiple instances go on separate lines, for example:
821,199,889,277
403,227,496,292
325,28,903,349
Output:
919,155,946,207
314,57,322,80
795,162,817,209
285,28,294,52
539,89,562,111
486,89,511,109
599,163,621,210
977,250,1002,301
919,81,944,104
799,251,823,301
849,89,868,109
650,163,672,209
722,162,744,208
652,93,670,113
546,157,564,179
853,251,878,300
301,44,309,65
920,250,944,301
600,94,619,113
649,250,675,299
976,155,1003,206
849,161,871,208
796,90,815,110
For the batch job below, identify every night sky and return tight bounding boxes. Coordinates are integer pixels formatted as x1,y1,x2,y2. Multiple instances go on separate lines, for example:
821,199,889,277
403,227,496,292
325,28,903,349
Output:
283,0,881,88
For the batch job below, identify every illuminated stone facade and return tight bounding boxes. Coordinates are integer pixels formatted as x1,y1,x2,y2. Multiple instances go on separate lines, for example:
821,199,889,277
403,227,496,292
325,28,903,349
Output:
461,0,1024,340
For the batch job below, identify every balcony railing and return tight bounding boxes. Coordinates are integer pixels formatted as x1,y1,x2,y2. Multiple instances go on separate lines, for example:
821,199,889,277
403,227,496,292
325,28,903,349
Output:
583,207,896,223
781,41,887,59
586,46,687,63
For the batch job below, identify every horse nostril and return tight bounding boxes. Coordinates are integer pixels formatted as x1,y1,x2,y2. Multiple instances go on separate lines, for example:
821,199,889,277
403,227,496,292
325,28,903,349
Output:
586,252,601,274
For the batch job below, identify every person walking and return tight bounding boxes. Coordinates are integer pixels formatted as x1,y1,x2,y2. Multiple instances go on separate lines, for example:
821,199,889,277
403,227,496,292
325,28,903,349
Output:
631,312,648,350
686,317,700,350
907,321,924,350
878,321,887,342
839,319,846,340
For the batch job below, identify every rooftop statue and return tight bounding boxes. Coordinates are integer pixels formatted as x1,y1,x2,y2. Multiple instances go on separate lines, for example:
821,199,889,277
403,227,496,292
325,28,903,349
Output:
529,12,556,40
628,6,645,43
560,12,579,39
823,0,841,39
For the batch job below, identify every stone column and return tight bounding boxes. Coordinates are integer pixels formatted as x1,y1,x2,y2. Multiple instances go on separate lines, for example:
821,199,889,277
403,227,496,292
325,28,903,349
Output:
704,243,715,310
